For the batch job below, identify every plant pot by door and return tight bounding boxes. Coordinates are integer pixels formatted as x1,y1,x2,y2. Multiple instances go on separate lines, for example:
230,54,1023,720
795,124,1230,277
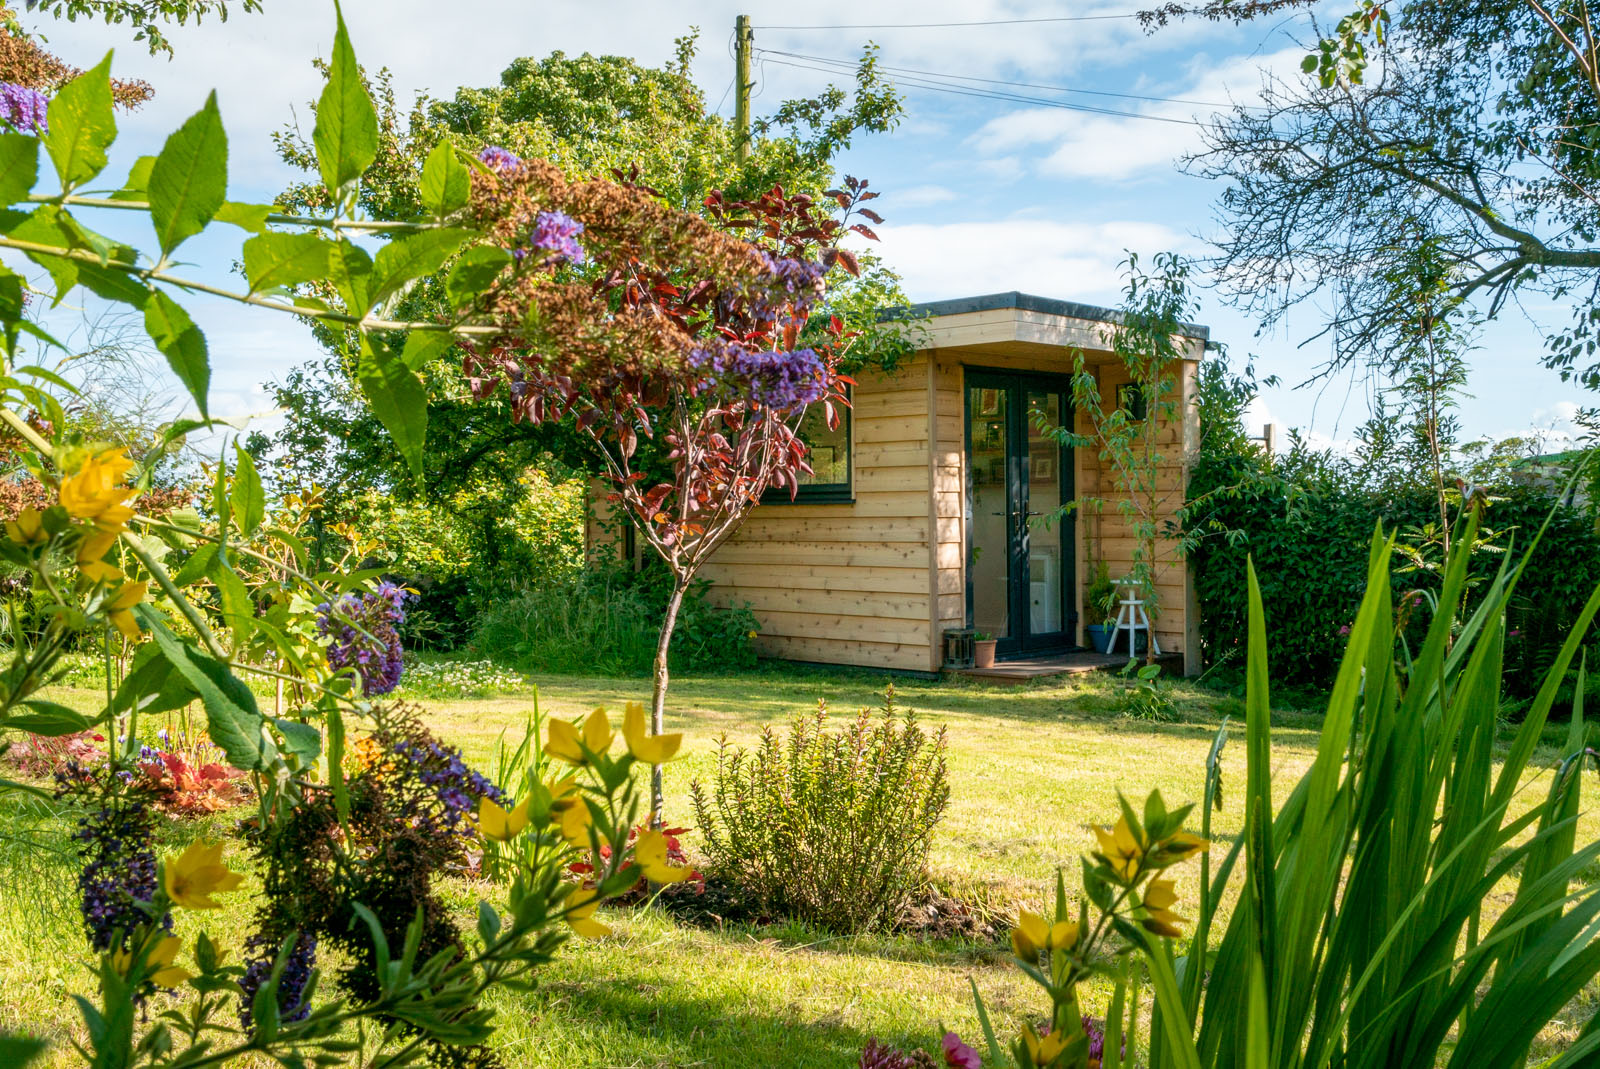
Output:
974,639,998,668
1085,624,1113,654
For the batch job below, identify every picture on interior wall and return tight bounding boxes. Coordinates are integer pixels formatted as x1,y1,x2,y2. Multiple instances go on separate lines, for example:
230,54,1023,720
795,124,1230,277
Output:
978,388,1001,416
1029,453,1056,483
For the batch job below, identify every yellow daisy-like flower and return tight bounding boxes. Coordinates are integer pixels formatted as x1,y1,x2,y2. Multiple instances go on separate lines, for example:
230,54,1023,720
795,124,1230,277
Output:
558,794,593,849
546,708,615,765
5,507,45,546
1022,1025,1069,1067
106,580,148,643
1093,816,1146,884
112,934,192,989
633,828,694,884
476,796,530,842
162,841,244,909
1011,909,1078,959
564,887,611,939
622,701,681,764
59,448,136,521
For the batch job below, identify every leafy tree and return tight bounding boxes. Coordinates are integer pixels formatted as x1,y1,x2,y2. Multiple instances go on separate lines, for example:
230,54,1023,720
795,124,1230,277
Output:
1145,0,1600,390
14,0,261,56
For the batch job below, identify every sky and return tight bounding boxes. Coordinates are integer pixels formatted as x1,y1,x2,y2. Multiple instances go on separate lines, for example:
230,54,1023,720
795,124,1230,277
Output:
19,0,1592,454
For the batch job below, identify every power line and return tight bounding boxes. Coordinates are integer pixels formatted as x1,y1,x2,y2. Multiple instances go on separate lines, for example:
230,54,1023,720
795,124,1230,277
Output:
756,54,1205,125
759,14,1140,30
760,47,1244,111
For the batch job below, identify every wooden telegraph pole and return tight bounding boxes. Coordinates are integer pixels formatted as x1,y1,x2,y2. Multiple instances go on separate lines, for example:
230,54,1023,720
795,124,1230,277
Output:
734,14,753,163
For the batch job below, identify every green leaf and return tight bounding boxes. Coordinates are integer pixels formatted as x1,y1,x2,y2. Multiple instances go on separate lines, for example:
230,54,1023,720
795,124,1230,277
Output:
144,290,210,417
327,707,349,822
326,239,372,313
356,337,428,478
420,141,470,217
400,329,454,372
232,442,264,535
274,717,321,767
73,261,148,309
445,244,511,310
0,1034,47,1067
214,201,274,233
368,227,473,311
137,607,277,772
10,204,81,301
111,154,155,200
43,52,116,191
0,133,39,206
242,231,332,294
312,4,378,197
111,642,197,716
148,91,227,256
6,701,91,735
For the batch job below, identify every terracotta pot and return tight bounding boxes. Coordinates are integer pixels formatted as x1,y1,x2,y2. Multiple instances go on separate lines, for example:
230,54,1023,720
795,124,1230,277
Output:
974,639,998,669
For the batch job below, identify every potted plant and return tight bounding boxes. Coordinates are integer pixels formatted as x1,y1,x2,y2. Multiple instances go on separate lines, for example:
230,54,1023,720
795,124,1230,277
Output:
1083,561,1117,654
973,632,997,668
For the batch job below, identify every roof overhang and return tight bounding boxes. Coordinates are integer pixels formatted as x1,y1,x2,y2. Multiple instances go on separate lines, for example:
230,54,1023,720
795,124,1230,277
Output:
883,291,1210,364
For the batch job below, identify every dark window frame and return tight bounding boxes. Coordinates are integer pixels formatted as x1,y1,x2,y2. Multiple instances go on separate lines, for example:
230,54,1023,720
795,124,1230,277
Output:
761,391,854,505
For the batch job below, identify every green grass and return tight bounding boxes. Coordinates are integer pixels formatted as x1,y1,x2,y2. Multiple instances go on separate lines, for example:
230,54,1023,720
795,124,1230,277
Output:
0,663,1589,1067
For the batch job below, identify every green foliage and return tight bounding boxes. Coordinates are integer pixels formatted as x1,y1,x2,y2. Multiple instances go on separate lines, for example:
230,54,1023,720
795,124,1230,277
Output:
1117,662,1175,722
1134,520,1600,1069
689,686,950,933
468,565,758,677
19,0,264,57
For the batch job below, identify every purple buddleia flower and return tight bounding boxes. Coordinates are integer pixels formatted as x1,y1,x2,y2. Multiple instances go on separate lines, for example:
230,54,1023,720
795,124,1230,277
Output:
390,737,505,833
317,581,410,696
477,145,522,173
753,252,826,317
239,930,317,1030
528,210,585,264
0,83,49,135
729,347,828,413
64,788,170,952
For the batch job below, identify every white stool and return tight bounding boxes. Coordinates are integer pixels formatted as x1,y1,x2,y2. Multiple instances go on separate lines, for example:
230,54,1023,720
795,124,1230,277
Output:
1108,581,1159,657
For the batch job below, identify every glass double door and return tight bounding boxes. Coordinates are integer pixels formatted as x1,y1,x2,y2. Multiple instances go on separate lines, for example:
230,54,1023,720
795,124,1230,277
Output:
965,370,1076,658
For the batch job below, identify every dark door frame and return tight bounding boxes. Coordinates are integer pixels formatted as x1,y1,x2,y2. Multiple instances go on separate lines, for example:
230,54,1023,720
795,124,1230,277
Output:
962,367,1078,658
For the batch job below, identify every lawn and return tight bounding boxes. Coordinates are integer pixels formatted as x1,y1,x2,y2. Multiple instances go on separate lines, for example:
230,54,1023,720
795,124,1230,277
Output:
0,662,1590,1067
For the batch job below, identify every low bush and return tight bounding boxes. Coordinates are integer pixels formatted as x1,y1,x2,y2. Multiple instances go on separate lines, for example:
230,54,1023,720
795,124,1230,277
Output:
689,685,950,933
469,563,759,676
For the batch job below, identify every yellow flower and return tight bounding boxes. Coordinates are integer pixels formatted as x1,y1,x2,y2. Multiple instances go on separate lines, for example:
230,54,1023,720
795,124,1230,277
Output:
564,887,611,939
106,580,148,642
162,841,244,909
623,701,681,764
546,773,578,804
476,795,530,842
1048,919,1079,952
59,448,136,521
1093,816,1146,883
1011,908,1050,959
546,708,614,765
5,507,45,546
634,828,694,884
112,934,192,988
1022,1025,1069,1067
1142,878,1187,938
558,795,593,849
1160,830,1210,862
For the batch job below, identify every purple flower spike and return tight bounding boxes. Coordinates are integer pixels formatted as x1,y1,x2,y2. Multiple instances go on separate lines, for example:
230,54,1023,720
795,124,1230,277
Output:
317,581,411,696
731,347,828,413
477,145,522,173
0,83,49,134
529,209,586,265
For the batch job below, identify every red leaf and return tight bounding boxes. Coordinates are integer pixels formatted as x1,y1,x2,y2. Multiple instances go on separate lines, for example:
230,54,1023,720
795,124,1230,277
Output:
858,208,884,224
850,224,880,241
836,248,861,277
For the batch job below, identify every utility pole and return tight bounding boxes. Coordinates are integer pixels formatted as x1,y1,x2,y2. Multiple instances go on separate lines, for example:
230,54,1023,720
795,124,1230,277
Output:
734,14,753,163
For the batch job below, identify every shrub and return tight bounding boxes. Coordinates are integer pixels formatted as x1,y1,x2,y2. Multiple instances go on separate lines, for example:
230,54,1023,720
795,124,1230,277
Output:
469,564,758,676
690,685,950,933
1116,662,1175,721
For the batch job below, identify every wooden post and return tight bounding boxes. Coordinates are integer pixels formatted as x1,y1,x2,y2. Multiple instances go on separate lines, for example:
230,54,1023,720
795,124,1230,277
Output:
734,14,753,163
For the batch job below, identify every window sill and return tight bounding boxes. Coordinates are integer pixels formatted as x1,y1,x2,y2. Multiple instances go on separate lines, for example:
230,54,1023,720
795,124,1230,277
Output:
761,488,855,505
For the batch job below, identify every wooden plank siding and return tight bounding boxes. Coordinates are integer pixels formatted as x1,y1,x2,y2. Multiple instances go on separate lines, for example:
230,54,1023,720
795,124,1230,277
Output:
698,355,936,672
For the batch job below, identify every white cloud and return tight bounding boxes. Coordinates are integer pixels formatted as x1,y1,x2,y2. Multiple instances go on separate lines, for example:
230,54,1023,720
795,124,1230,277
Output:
876,218,1198,303
893,184,958,208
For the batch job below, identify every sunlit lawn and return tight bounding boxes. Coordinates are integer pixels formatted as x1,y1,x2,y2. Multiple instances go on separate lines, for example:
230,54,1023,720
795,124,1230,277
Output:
0,661,1590,1067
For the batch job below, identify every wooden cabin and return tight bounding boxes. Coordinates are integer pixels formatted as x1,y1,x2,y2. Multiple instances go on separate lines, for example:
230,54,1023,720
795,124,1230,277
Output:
589,292,1207,676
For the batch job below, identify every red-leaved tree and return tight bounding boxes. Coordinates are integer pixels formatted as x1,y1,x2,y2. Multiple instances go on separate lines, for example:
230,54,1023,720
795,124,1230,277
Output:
458,151,883,818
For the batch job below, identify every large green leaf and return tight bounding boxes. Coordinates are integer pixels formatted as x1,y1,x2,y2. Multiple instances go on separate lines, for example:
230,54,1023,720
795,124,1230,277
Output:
214,201,274,233
445,245,511,310
10,204,80,301
356,337,428,478
400,329,454,372
420,141,470,217
242,231,332,294
312,4,377,197
148,91,227,256
367,227,473,311
232,442,264,535
0,133,39,206
136,607,277,773
144,290,210,417
43,52,115,191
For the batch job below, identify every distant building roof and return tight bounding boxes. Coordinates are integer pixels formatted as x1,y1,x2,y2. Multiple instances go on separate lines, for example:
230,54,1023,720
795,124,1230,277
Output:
884,291,1211,343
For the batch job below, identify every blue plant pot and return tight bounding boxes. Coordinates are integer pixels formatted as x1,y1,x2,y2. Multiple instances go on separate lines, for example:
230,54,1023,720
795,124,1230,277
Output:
1085,624,1114,654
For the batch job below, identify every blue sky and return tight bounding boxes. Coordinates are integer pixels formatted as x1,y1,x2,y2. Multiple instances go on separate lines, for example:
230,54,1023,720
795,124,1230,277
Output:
24,0,1590,453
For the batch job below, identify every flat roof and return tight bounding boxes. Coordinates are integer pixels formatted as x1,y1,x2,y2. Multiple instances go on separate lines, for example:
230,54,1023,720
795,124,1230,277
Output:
887,291,1210,343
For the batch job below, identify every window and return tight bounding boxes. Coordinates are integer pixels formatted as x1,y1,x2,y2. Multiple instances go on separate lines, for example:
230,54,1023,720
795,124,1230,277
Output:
764,395,852,504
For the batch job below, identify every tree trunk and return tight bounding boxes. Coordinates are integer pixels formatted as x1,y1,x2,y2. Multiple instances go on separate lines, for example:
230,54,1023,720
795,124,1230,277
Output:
649,576,690,825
